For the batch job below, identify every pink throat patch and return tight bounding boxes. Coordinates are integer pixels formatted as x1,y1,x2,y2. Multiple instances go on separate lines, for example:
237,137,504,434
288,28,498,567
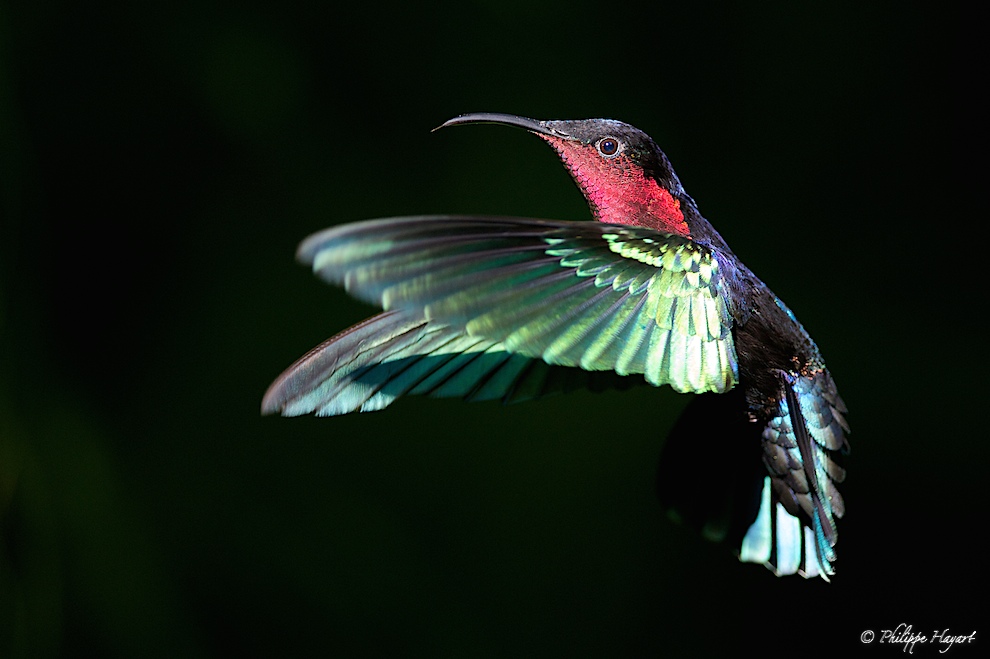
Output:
542,136,690,237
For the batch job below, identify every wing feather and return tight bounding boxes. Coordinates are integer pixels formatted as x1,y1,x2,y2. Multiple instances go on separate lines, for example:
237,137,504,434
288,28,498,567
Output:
290,216,738,399
262,309,645,417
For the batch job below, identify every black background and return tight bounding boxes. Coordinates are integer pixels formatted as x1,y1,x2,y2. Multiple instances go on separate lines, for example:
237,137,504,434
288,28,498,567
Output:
2,1,975,656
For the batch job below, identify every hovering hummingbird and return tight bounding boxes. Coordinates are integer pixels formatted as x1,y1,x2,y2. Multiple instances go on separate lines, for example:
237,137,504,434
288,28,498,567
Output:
262,113,850,580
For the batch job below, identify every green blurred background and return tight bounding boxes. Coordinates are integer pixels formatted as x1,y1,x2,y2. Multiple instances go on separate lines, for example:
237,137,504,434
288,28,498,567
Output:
1,0,973,656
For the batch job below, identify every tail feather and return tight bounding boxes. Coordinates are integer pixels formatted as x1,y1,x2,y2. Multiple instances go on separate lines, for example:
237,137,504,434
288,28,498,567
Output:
760,373,848,577
739,476,827,580
658,378,848,580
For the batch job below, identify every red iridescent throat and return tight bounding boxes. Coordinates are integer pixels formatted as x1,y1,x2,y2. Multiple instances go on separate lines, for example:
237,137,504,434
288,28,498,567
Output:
542,136,690,237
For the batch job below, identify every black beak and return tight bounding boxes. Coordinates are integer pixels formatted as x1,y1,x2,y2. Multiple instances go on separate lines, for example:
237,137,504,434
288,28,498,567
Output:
434,112,572,139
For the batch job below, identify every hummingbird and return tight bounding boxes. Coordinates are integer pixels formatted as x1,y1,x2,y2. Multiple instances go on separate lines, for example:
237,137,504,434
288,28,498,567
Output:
262,113,850,580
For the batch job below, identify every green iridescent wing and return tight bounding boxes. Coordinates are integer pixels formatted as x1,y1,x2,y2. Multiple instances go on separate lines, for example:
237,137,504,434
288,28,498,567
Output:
293,216,738,395
262,309,640,417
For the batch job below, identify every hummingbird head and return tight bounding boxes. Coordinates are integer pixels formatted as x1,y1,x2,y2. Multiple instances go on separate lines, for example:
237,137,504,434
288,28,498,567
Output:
438,113,691,237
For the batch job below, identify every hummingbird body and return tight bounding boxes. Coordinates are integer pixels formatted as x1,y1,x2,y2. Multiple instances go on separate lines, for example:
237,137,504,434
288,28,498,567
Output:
263,114,849,580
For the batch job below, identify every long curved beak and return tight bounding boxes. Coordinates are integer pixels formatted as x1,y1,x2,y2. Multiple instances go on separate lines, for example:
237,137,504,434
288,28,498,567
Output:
434,112,572,139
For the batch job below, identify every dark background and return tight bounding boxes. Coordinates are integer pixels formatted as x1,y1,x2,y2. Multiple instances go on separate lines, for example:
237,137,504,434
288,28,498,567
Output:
1,1,975,657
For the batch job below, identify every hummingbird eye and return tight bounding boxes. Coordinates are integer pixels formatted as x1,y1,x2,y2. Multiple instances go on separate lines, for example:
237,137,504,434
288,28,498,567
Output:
596,137,621,157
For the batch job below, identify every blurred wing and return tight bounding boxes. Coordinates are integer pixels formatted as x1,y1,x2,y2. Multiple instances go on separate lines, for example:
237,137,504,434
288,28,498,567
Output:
297,216,738,394
262,310,642,417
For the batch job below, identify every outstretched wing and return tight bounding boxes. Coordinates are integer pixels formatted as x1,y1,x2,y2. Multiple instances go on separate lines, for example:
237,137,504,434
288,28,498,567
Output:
262,310,642,417
294,216,738,395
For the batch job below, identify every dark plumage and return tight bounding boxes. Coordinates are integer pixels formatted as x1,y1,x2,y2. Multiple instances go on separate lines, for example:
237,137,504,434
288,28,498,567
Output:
263,114,850,579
